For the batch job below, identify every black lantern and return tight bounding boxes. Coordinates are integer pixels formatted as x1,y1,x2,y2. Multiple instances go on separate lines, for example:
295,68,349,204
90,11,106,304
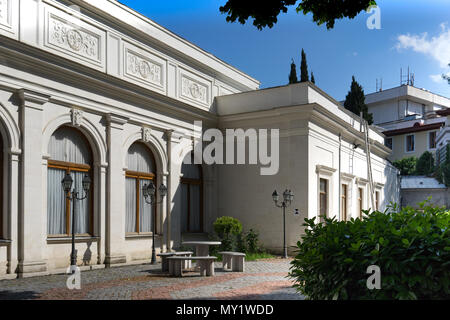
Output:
272,190,279,203
82,174,91,193
61,173,73,194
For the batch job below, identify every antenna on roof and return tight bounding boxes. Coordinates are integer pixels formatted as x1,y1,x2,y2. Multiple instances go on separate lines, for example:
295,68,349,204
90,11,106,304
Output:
400,67,415,86
376,78,383,92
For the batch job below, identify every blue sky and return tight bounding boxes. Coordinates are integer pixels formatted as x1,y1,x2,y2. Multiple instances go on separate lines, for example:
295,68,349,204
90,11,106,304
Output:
119,0,450,101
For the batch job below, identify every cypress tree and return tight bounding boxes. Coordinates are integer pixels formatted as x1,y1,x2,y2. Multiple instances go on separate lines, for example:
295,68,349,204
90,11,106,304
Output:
344,76,373,125
300,49,309,82
311,72,315,84
289,59,298,84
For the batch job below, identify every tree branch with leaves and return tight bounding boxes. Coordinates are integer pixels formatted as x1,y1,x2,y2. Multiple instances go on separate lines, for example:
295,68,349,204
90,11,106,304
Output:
219,0,377,30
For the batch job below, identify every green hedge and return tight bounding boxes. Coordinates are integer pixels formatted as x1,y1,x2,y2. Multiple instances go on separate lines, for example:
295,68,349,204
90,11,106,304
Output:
289,202,450,299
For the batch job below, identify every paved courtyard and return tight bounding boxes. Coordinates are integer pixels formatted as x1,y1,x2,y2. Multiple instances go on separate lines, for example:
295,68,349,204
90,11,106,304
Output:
0,258,304,300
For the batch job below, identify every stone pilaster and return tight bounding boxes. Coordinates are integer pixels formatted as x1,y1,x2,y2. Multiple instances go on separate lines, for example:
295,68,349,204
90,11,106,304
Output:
7,151,20,274
17,89,50,277
104,113,128,266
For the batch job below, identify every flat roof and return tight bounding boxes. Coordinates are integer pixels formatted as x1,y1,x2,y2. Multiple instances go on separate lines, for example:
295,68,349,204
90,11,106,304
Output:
365,85,450,108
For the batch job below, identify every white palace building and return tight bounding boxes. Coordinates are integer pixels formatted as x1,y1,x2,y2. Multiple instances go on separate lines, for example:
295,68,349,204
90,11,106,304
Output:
0,0,400,278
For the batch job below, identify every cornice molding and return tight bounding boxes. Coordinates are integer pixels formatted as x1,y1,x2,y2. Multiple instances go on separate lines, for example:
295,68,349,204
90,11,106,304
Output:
316,165,337,176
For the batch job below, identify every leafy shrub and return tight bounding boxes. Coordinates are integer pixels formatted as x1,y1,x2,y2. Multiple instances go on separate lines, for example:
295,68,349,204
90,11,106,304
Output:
213,216,242,237
415,151,435,175
245,229,261,254
211,217,267,258
393,157,417,175
212,216,243,252
289,202,450,300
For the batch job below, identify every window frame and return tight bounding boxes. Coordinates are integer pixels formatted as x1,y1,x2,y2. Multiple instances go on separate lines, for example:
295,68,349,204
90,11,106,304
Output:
357,187,364,219
125,142,157,236
428,131,437,150
125,172,156,235
319,178,328,222
385,137,393,150
180,170,204,233
375,191,380,211
0,136,3,239
405,134,415,153
47,126,94,238
341,183,348,221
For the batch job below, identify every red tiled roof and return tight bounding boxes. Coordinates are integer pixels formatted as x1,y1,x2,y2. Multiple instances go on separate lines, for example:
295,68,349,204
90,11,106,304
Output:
383,122,444,136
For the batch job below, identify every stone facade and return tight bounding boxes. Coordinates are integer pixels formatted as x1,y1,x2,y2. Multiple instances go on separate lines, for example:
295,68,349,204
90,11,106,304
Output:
0,0,399,277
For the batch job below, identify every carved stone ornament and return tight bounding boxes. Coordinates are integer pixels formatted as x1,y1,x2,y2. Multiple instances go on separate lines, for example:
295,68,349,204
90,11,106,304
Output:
71,109,83,127
142,127,152,142
49,15,99,60
126,51,161,85
181,77,207,104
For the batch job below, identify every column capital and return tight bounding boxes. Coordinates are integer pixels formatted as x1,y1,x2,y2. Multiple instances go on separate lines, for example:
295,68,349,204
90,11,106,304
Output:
17,89,50,110
165,129,185,143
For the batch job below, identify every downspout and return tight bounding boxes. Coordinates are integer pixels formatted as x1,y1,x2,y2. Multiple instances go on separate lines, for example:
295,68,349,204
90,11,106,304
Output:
338,133,342,220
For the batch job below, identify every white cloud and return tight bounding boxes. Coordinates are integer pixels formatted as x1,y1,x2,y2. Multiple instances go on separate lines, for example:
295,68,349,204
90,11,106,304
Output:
396,23,450,68
430,74,444,83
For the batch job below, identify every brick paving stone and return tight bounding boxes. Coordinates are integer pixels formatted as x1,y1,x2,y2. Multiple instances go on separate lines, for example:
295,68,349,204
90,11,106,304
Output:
0,259,304,300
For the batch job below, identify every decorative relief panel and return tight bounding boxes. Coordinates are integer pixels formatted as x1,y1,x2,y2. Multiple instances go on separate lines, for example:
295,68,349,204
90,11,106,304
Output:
48,14,100,62
181,76,208,105
0,0,9,26
125,50,162,86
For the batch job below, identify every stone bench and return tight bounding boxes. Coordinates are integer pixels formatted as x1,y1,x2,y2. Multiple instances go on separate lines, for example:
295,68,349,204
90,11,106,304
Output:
157,251,193,272
219,251,246,272
167,256,217,277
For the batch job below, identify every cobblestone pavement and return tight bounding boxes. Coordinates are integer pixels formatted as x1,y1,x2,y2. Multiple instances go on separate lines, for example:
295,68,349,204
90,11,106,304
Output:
0,258,304,300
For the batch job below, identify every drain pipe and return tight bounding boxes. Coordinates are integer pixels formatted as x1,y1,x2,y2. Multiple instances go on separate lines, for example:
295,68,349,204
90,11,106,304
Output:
338,133,342,220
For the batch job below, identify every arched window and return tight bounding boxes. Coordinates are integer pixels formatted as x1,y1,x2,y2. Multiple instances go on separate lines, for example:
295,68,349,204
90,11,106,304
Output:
126,142,156,234
180,154,203,233
47,126,93,236
0,134,3,239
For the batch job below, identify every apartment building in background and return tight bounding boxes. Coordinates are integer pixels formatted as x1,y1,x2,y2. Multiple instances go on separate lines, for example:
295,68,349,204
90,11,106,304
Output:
365,85,450,162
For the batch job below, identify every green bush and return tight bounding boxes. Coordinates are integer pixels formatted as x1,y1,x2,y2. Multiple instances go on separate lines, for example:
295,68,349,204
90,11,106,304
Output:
415,151,435,175
213,216,242,237
245,228,261,254
212,216,243,252
289,202,450,300
393,157,417,175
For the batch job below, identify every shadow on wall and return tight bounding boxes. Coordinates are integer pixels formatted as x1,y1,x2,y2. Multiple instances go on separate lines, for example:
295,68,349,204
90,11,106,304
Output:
82,241,93,265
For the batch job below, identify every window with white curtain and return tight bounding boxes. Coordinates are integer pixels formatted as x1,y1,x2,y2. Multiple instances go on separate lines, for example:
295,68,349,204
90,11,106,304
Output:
180,154,203,233
47,126,93,236
0,135,3,239
125,142,156,234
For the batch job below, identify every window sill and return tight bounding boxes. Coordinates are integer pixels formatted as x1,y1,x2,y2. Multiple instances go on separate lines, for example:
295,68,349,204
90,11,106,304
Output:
125,233,161,240
47,236,99,244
